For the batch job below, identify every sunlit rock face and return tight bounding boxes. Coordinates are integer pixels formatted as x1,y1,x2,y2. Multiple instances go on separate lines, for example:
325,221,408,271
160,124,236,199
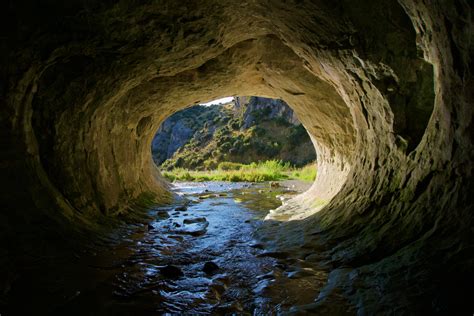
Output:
1,0,472,313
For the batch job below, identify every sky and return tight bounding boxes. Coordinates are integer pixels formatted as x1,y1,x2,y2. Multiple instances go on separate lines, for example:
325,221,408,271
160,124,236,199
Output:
200,97,234,106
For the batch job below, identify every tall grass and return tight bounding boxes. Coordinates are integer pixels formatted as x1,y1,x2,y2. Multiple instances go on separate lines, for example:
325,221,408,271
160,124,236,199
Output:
162,160,316,182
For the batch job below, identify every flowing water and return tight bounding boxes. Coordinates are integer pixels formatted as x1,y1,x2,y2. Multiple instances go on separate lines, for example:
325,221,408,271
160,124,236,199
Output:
6,181,330,315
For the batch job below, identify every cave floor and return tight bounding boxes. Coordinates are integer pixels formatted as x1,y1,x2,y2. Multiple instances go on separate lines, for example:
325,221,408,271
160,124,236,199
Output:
5,181,342,315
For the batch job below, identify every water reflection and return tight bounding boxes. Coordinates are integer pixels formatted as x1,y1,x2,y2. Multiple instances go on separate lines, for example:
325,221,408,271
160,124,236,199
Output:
19,181,327,315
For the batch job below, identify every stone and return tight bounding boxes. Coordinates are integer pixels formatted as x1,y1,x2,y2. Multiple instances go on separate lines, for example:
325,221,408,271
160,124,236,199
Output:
257,251,290,259
213,302,244,313
174,205,187,212
202,261,219,274
156,211,170,219
183,217,207,224
270,181,280,188
198,194,213,200
159,265,184,279
177,221,209,236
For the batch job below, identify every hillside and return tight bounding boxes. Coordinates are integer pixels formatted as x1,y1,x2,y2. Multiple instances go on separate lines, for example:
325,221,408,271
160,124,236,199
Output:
152,97,316,170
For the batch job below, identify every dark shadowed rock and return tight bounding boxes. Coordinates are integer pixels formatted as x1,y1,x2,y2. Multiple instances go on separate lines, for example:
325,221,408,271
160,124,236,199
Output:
156,211,170,219
159,265,184,279
203,261,219,274
175,205,187,212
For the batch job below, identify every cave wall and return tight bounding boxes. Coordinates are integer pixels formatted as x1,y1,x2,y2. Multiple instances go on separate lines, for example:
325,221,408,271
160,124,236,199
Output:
1,0,472,313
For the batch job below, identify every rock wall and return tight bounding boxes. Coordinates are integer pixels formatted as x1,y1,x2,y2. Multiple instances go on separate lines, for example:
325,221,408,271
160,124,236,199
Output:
1,0,472,313
238,96,300,128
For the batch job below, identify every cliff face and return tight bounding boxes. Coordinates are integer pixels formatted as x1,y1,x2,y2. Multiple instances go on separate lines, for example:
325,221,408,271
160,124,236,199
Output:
151,106,208,165
152,97,316,169
239,96,300,128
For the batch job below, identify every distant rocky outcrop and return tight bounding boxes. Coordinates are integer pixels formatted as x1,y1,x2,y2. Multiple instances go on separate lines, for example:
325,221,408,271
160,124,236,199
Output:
237,96,299,128
152,97,316,169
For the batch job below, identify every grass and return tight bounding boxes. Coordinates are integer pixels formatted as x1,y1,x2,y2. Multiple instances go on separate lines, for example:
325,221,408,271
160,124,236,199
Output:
162,160,317,183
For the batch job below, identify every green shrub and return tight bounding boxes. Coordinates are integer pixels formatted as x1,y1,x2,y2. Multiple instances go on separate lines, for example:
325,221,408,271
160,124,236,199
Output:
218,161,243,171
162,160,316,183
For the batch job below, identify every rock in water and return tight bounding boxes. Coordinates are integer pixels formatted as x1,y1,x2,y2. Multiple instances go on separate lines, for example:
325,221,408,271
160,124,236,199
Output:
183,217,207,224
175,205,187,212
147,224,154,231
156,210,170,219
159,265,184,279
203,261,219,274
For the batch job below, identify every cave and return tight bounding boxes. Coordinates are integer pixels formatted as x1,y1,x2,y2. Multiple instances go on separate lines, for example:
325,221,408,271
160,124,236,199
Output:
1,0,473,314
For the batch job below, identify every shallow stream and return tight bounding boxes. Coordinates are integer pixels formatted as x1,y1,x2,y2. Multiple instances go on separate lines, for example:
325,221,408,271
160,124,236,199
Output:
8,181,330,315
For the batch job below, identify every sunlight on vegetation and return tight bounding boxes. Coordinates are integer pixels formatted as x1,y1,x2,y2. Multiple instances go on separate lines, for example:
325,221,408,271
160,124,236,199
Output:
162,160,316,183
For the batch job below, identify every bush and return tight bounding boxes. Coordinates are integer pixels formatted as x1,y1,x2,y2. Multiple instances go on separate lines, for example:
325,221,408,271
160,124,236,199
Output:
218,161,243,171
161,160,315,183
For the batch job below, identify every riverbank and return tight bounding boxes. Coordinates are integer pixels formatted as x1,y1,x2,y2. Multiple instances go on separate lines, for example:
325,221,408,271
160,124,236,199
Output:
162,160,316,183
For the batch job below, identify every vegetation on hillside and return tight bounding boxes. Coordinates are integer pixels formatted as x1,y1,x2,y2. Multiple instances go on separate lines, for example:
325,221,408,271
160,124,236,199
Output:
162,160,317,183
157,99,316,171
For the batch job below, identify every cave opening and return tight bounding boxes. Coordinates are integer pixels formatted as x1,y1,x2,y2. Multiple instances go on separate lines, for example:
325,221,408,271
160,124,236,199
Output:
1,0,473,314
151,95,317,181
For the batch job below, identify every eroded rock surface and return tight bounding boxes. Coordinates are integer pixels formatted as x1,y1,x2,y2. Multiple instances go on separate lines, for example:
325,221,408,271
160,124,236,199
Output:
0,0,472,314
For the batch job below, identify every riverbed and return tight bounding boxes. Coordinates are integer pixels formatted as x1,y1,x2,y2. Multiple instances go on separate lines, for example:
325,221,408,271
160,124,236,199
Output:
6,181,333,315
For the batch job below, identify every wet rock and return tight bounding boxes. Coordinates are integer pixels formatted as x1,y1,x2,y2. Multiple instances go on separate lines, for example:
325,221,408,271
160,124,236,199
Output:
214,276,231,287
257,271,275,280
287,268,316,279
175,205,187,212
199,194,213,199
159,265,184,279
249,242,264,249
257,251,290,259
208,283,226,299
214,301,244,313
202,261,219,274
177,221,209,236
183,217,207,224
275,263,289,271
168,235,184,241
156,210,170,219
